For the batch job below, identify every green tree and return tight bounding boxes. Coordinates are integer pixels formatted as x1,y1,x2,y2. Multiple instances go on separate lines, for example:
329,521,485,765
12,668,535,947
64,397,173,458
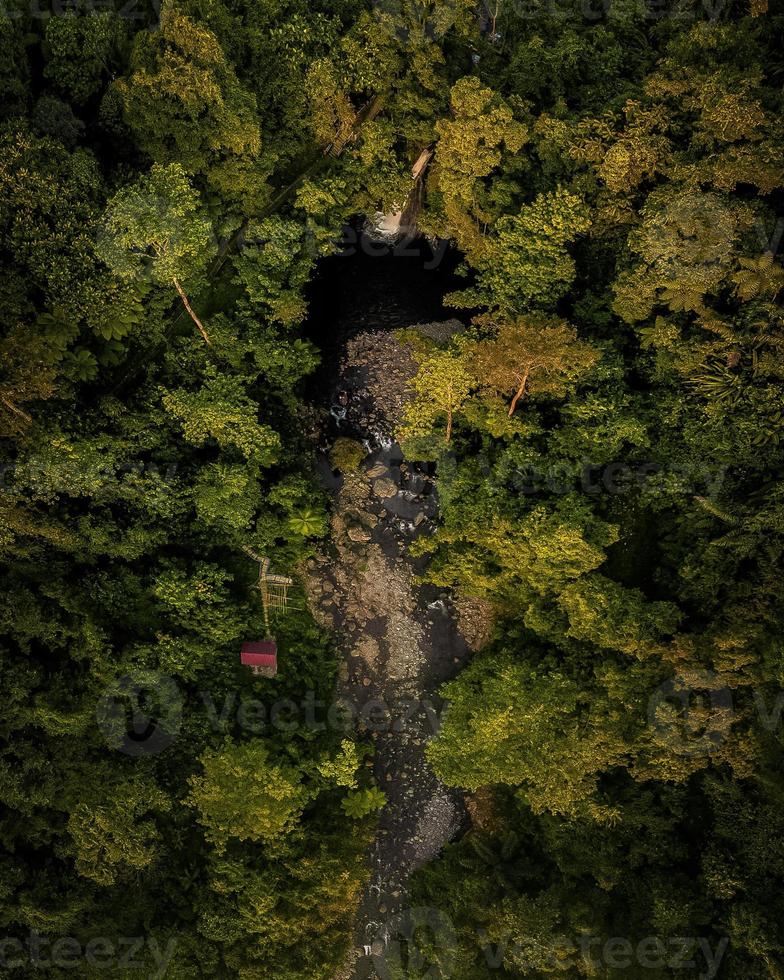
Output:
161,370,280,464
400,348,474,443
428,76,527,259
469,315,600,416
99,162,215,344
288,508,327,538
558,574,682,660
44,9,123,105
233,218,315,326
429,653,628,821
451,189,591,313
341,787,387,819
66,774,170,886
117,2,265,205
187,740,313,852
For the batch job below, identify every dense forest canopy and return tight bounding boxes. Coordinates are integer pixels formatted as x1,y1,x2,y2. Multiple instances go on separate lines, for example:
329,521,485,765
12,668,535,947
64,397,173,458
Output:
1,0,783,975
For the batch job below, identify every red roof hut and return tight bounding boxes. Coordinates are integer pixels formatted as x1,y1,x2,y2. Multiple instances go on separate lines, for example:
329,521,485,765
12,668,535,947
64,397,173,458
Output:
241,640,277,677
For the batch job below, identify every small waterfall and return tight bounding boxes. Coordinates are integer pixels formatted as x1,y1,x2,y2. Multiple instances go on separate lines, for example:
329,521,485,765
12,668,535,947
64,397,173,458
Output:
366,148,433,243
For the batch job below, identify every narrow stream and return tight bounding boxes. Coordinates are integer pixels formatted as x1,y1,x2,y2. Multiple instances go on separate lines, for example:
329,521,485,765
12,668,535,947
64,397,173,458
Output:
303,231,472,979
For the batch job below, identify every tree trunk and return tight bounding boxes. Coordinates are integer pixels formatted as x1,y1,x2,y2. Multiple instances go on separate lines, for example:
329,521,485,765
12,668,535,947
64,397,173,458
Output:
508,371,529,416
445,404,453,443
1,396,31,423
172,278,211,346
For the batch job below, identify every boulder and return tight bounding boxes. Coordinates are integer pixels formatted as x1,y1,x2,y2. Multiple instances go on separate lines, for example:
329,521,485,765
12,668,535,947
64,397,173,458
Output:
373,477,398,498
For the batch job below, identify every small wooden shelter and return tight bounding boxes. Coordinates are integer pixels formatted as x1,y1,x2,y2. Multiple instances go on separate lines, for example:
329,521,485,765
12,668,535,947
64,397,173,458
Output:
240,640,278,677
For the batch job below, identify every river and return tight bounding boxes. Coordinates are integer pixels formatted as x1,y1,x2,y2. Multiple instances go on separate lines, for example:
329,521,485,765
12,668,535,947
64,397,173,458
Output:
303,230,474,979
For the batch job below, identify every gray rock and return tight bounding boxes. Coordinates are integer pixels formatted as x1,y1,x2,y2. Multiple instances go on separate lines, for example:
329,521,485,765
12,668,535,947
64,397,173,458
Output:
373,477,398,498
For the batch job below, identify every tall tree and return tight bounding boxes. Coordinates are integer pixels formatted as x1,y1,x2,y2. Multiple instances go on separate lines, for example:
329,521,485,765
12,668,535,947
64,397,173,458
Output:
117,2,265,207
427,76,527,259
468,315,600,416
99,163,215,344
400,348,474,443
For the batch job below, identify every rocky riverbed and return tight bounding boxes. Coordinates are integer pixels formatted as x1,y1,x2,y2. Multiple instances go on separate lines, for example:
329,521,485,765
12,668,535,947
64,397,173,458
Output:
303,324,475,980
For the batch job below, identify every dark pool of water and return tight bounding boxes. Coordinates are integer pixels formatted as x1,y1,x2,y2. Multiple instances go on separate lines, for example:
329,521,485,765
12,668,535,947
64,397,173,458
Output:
303,228,466,403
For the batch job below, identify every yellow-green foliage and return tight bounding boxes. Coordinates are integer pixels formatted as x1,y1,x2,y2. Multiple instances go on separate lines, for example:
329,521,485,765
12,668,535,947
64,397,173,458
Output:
330,436,366,472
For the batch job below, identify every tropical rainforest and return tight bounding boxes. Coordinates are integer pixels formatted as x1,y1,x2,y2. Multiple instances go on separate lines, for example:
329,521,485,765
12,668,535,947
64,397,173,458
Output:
1,0,783,975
